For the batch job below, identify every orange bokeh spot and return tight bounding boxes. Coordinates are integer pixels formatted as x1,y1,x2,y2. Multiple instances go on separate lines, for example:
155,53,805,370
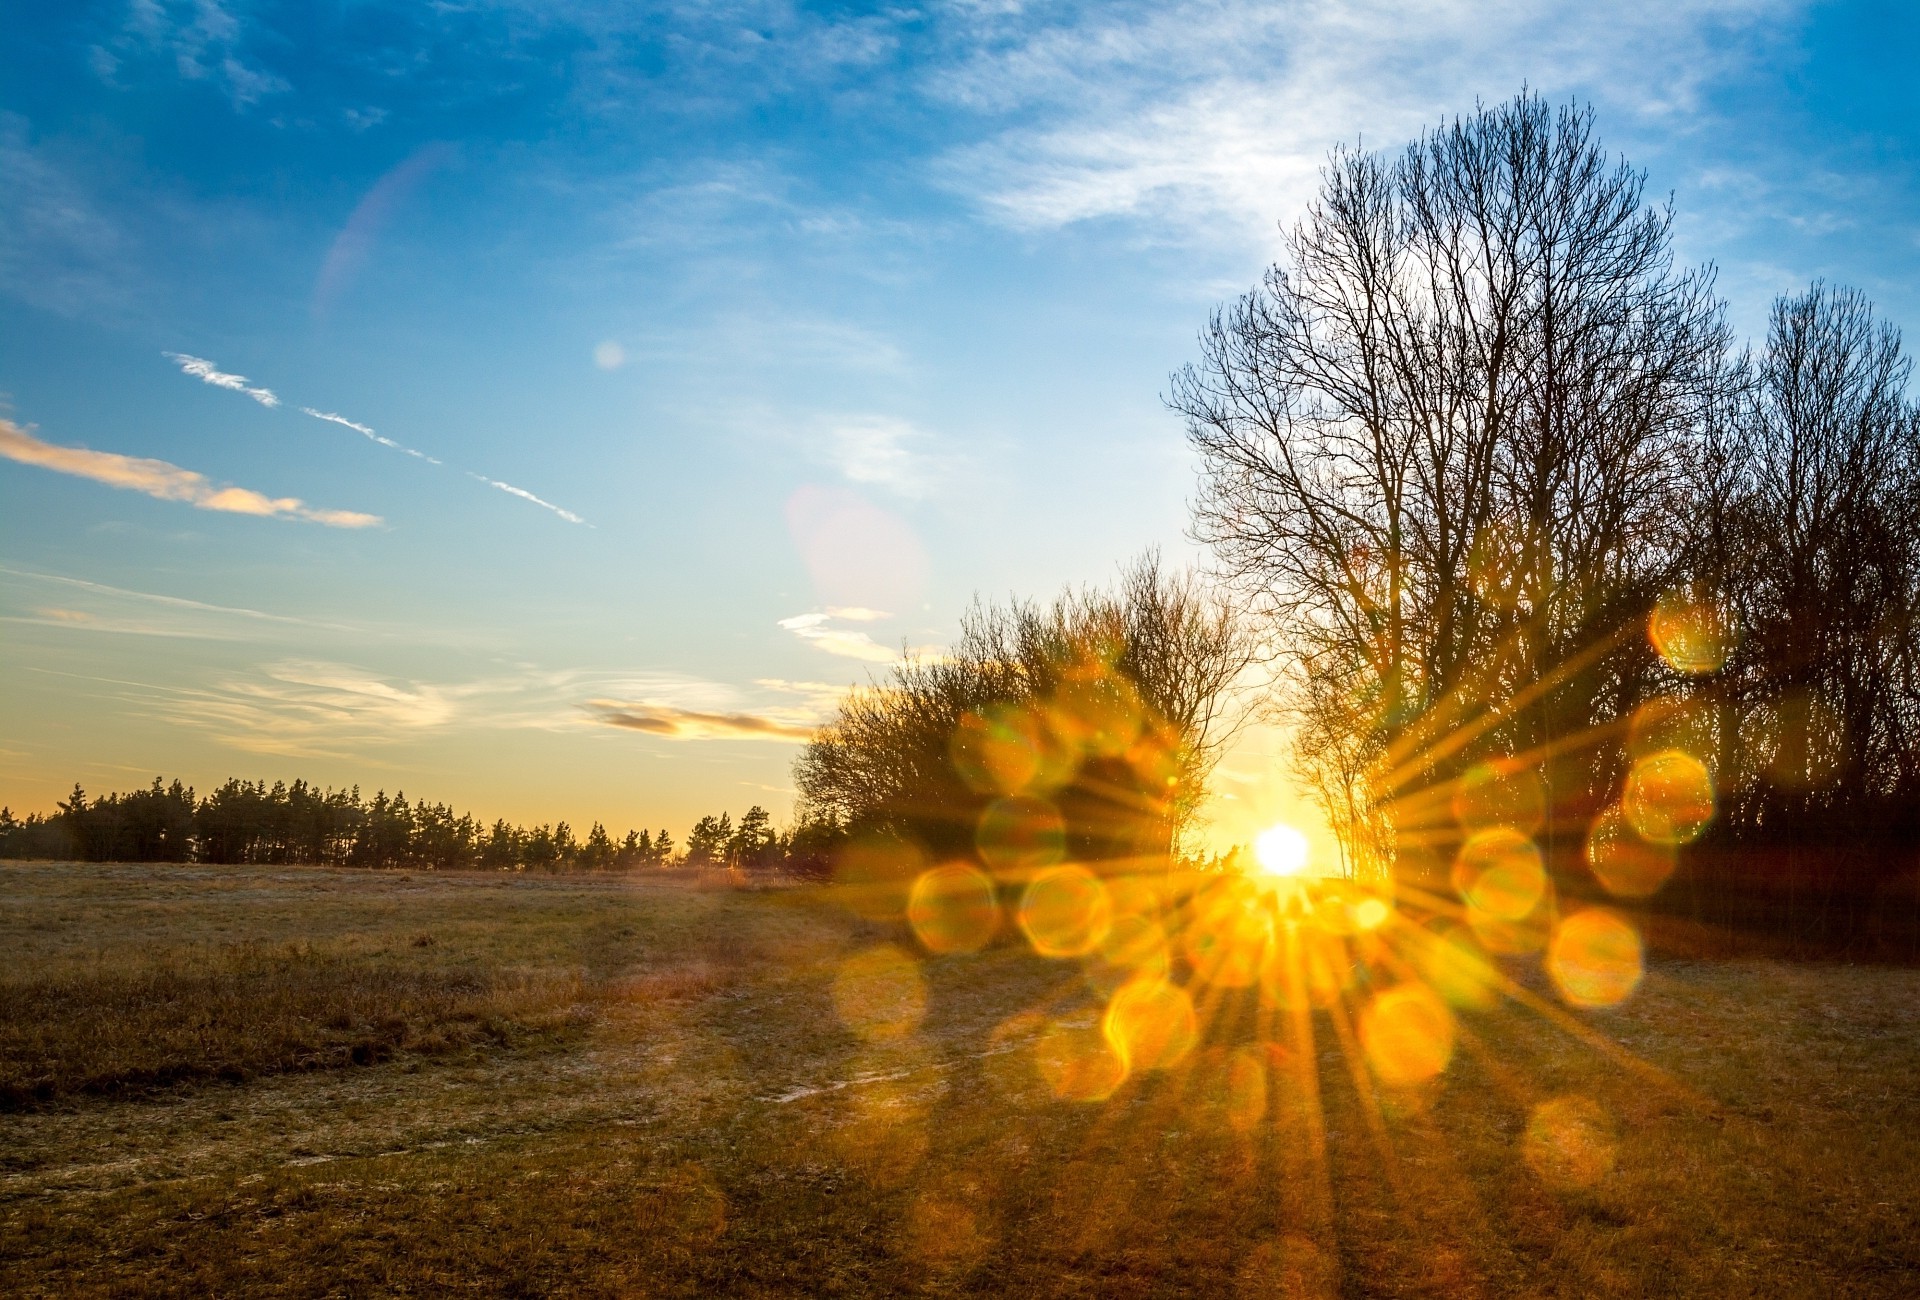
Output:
1649,589,1735,675
1416,922,1502,1010
1524,1095,1619,1188
1047,665,1144,759
976,795,1067,871
1182,880,1272,988
830,945,929,1041
1452,827,1547,921
1258,926,1350,1010
1451,762,1547,835
950,704,1073,795
1099,911,1170,975
1584,805,1677,898
1224,1046,1268,1133
831,833,927,921
907,864,1000,954
1622,749,1715,845
1103,976,1198,1072
1017,864,1112,958
1547,908,1644,1008
1034,1019,1128,1102
1360,983,1457,1086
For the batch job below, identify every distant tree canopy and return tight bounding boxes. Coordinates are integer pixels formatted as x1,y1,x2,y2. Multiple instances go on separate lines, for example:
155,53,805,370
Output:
0,778,808,876
793,554,1257,871
1175,91,1920,904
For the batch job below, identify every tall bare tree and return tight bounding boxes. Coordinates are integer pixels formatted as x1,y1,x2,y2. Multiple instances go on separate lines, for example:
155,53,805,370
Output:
1172,93,1730,875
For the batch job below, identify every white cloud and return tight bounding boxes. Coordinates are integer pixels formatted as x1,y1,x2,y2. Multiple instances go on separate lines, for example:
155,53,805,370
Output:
934,0,1805,246
778,611,901,663
827,414,941,497
0,417,380,528
115,0,289,108
166,351,279,407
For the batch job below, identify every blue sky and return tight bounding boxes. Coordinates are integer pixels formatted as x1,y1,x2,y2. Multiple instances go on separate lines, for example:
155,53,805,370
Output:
2,0,1915,846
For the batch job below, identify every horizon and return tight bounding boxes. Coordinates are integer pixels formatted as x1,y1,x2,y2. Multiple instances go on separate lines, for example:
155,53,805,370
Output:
3,1,1916,860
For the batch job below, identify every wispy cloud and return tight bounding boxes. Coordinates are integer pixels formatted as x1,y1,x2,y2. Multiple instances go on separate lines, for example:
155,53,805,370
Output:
778,611,901,663
0,113,131,316
469,474,590,526
935,0,1804,246
105,0,289,109
303,408,442,464
584,700,815,742
0,418,381,528
165,352,279,407
826,415,941,497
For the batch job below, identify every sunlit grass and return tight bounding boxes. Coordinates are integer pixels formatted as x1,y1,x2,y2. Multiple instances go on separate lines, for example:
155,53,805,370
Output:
1,860,1917,1295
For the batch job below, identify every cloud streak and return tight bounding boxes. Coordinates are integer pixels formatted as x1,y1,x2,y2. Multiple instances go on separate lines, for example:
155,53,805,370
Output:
778,612,901,663
584,700,815,742
165,352,279,407
470,473,590,525
0,418,381,528
303,408,442,464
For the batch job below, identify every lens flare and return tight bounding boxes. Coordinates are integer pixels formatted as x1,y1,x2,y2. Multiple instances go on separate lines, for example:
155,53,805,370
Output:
1744,689,1844,792
1451,827,1547,920
1223,1046,1268,1133
951,704,1073,795
1523,1095,1619,1188
1048,666,1144,758
1649,589,1735,674
831,944,929,1040
1182,879,1271,987
1254,823,1310,877
1360,983,1457,1087
1034,1019,1128,1102
1547,909,1644,1008
906,864,1000,954
1103,976,1198,1072
832,833,927,921
1584,805,1676,898
1098,911,1170,976
1417,922,1502,1010
976,795,1067,871
1628,695,1731,776
1017,864,1113,958
1451,762,1547,835
1622,749,1715,845
1353,896,1392,931
1257,927,1349,1010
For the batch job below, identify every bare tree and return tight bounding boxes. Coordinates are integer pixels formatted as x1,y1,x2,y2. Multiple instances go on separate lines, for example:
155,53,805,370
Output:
1171,92,1731,874
1712,283,1920,832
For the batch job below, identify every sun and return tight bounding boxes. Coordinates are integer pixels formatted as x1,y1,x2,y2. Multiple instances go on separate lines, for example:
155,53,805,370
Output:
1253,823,1310,877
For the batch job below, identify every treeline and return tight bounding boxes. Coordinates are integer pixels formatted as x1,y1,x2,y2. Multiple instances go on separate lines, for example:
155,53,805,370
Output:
0,777,842,875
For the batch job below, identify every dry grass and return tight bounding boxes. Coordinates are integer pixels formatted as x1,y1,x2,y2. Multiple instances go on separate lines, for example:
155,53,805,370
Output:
0,943,589,1107
1,860,1917,1297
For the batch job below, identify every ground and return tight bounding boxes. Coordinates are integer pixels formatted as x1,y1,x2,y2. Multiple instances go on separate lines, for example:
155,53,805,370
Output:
1,860,1917,1297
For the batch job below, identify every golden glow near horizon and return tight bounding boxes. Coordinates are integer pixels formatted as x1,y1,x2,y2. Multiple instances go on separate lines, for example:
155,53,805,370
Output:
1252,823,1310,877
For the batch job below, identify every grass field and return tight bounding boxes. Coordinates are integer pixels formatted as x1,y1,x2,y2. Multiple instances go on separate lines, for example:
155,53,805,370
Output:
2,860,1917,1297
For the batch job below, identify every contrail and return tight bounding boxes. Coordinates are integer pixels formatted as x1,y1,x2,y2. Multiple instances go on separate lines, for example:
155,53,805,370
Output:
302,408,442,464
